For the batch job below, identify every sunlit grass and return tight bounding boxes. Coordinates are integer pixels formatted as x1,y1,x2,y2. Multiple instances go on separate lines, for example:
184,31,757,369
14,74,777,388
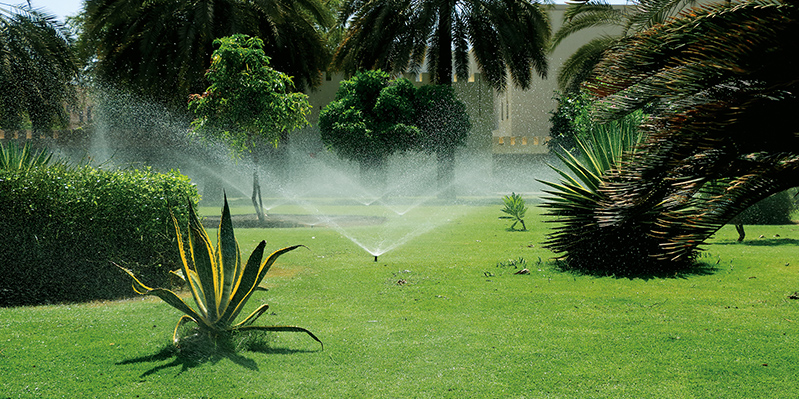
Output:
2,199,799,398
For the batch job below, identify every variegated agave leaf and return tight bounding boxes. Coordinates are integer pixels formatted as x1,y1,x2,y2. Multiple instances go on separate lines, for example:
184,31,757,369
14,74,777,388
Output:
119,194,322,349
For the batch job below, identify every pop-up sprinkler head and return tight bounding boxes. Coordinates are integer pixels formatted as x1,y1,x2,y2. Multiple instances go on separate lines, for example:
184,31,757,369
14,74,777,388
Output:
374,255,378,262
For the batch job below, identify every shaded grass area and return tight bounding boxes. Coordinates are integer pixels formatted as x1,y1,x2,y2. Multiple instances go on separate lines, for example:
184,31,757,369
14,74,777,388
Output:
2,200,799,398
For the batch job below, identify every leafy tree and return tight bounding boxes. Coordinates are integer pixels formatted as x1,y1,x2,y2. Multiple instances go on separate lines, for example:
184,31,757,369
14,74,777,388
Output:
332,0,550,91
0,3,77,132
547,91,591,155
82,0,331,110
318,70,421,184
550,0,698,93
189,34,311,222
543,0,799,275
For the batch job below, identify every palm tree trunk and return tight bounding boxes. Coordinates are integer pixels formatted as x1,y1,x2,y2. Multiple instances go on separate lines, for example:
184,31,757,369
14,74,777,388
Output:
434,0,454,86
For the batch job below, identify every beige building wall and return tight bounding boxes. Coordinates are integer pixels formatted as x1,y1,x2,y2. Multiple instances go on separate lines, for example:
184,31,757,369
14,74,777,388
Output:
492,4,625,156
286,4,628,159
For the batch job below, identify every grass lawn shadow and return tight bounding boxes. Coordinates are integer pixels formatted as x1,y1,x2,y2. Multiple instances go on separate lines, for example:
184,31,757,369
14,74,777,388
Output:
711,237,799,247
551,259,720,280
116,332,319,377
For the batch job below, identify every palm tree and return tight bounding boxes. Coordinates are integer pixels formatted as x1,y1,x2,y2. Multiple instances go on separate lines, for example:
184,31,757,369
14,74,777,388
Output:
82,0,332,110
0,3,77,133
550,0,698,93
543,0,799,275
332,0,551,92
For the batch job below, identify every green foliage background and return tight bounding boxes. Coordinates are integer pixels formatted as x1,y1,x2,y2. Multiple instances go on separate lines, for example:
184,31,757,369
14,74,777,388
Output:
0,165,199,306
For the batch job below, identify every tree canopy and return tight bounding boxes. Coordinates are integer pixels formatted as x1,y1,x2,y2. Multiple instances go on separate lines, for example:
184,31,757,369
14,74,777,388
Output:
332,0,550,91
0,3,77,132
319,70,471,191
82,0,331,110
188,34,311,153
319,70,421,172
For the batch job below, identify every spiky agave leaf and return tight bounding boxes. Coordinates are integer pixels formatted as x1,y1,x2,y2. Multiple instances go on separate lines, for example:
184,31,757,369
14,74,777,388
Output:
219,243,303,326
120,195,321,349
116,266,206,340
539,108,647,272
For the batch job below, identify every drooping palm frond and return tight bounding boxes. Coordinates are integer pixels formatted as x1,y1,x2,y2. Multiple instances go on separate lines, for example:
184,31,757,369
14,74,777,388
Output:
550,1,625,50
551,0,698,93
0,3,77,131
624,0,698,34
551,0,799,272
333,0,550,91
556,35,619,100
83,0,331,108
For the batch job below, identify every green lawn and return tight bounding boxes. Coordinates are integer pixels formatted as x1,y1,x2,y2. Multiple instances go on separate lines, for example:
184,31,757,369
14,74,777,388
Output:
2,197,799,398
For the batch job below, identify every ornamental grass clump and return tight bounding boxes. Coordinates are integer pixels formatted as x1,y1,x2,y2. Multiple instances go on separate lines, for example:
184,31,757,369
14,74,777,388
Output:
119,195,322,349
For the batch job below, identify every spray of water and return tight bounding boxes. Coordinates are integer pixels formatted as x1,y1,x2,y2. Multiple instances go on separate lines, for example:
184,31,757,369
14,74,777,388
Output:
77,83,564,261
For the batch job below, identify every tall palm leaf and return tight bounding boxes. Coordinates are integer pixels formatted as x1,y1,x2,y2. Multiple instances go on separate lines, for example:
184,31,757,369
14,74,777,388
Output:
0,3,77,132
333,0,550,91
550,0,697,92
550,0,799,273
82,0,332,109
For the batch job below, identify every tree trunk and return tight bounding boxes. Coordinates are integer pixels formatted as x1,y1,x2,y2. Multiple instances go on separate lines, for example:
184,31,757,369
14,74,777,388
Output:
436,149,456,200
249,133,265,223
735,224,745,242
252,171,265,223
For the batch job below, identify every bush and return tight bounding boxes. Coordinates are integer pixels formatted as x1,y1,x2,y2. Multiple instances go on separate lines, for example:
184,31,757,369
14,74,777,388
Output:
0,164,199,306
733,190,797,225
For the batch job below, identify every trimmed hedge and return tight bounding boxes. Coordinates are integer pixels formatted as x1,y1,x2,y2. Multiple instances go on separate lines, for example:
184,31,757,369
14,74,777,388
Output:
0,165,199,306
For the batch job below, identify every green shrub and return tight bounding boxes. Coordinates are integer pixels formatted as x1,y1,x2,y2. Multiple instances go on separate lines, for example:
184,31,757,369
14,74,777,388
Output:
733,190,796,225
0,164,199,306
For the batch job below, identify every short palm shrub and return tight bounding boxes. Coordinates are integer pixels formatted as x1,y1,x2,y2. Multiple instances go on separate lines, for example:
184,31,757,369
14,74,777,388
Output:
119,195,322,349
539,111,646,274
0,163,198,306
542,0,799,274
500,192,528,231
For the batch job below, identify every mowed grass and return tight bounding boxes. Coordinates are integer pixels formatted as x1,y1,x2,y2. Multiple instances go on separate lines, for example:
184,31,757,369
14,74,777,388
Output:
3,197,799,398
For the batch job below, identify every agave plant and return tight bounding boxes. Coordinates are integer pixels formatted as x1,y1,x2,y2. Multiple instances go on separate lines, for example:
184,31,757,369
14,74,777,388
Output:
500,192,528,231
119,195,322,348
